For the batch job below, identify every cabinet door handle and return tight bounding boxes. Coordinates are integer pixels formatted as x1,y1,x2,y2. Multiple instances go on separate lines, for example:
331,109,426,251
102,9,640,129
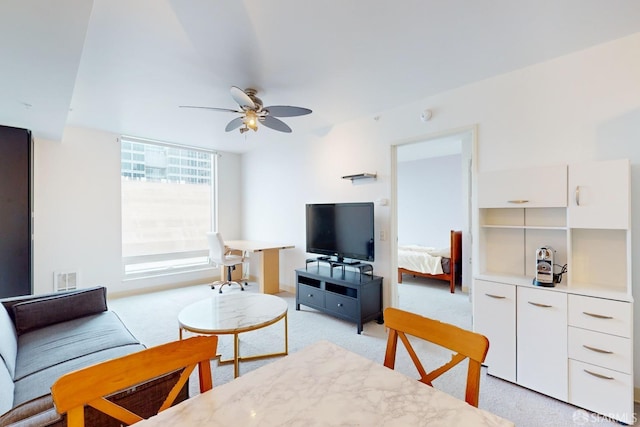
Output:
507,200,529,204
575,186,581,206
337,303,343,307
485,293,506,299
307,294,313,297
583,345,614,354
583,311,613,320
528,301,552,308
583,369,614,380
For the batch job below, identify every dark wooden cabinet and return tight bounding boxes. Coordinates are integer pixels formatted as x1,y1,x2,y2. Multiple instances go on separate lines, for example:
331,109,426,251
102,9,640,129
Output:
295,266,383,334
0,125,33,298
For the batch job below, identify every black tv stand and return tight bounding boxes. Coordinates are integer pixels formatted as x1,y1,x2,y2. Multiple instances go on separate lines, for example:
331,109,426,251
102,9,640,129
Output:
296,266,383,334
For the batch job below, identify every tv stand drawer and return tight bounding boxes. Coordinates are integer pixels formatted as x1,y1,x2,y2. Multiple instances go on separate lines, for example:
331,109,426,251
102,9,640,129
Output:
297,284,325,309
325,293,357,318
295,268,382,334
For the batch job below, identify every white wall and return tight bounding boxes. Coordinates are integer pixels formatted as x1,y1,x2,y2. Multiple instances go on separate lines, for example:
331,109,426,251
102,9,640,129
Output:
33,126,242,296
397,154,462,248
241,33,640,385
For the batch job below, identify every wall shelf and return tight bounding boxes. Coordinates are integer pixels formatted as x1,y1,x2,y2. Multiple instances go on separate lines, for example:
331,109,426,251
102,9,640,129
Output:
342,173,376,181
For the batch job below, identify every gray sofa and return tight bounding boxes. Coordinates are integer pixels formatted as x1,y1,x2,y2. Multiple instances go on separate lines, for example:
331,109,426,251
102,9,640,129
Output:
0,286,187,426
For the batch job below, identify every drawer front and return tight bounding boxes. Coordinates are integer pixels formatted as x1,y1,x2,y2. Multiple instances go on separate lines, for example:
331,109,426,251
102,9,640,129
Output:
569,360,634,424
568,295,631,337
297,284,324,308
568,327,631,373
325,293,358,319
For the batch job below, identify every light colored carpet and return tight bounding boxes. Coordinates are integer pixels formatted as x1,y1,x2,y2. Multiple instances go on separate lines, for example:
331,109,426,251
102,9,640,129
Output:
109,278,637,427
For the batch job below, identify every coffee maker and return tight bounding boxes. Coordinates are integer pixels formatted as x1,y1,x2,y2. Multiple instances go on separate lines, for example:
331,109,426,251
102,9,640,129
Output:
534,246,555,287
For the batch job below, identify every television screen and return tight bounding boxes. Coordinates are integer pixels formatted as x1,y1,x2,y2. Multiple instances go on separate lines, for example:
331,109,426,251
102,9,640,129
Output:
305,202,375,262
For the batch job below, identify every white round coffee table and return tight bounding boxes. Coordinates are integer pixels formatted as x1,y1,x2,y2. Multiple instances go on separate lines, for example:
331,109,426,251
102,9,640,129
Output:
178,292,288,378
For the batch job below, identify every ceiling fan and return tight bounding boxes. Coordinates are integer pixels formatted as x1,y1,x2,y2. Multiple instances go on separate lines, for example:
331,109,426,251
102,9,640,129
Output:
180,86,312,134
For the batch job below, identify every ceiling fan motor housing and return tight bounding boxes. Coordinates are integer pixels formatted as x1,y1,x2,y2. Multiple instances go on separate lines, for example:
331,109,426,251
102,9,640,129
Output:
243,88,263,110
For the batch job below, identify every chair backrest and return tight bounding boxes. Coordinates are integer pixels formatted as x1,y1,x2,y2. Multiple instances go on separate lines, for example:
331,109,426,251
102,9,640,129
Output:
383,307,489,407
207,231,226,264
51,335,218,427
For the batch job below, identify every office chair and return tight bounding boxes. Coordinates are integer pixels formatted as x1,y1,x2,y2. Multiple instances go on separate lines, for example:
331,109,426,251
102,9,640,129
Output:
383,307,489,407
51,336,218,427
207,231,246,293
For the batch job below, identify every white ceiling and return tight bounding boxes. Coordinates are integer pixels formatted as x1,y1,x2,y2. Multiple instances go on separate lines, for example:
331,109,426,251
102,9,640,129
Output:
2,0,640,153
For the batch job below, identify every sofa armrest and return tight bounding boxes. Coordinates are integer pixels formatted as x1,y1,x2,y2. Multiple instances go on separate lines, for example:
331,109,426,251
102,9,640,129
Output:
1,287,108,335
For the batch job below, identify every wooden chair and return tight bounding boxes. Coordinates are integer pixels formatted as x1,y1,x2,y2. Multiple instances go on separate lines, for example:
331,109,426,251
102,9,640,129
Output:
51,335,218,427
383,307,489,407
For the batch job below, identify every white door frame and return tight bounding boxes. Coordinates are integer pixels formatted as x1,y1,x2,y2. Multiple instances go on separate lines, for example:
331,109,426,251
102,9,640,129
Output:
389,125,478,308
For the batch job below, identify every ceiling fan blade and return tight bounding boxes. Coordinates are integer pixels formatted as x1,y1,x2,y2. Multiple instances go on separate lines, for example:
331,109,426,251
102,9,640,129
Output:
225,117,244,132
261,116,292,133
179,105,242,113
230,86,256,110
265,105,312,117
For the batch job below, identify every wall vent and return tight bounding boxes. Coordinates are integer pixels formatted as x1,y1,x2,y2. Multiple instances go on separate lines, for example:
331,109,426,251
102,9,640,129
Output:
54,271,78,292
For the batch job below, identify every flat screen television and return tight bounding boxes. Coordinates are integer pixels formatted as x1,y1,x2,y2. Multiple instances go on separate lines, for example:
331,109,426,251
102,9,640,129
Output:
305,202,375,263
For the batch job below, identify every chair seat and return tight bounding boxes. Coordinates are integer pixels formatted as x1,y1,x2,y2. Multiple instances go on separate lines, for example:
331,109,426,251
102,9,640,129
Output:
221,254,243,266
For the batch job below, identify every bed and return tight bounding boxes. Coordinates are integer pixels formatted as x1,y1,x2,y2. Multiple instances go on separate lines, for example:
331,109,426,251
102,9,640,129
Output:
397,229,462,293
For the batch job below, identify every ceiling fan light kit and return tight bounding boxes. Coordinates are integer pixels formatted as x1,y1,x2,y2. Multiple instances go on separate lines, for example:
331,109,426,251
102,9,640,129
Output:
181,86,312,135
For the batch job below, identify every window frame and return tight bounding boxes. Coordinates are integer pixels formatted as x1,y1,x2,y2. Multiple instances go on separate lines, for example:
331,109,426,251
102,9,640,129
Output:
119,135,218,279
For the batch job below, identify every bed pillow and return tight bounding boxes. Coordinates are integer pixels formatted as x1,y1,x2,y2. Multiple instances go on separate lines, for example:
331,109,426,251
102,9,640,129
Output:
0,305,18,378
12,287,108,335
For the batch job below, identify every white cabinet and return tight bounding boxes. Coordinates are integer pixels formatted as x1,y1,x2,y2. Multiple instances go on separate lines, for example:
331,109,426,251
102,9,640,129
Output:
473,159,633,424
568,159,630,229
472,280,516,382
478,164,567,208
517,287,567,401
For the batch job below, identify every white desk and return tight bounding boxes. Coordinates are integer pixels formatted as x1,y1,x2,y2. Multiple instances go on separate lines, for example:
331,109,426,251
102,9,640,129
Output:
135,340,514,427
225,240,294,294
178,293,288,378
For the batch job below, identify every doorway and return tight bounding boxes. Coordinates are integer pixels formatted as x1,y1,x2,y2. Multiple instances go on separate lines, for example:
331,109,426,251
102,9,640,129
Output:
390,126,477,321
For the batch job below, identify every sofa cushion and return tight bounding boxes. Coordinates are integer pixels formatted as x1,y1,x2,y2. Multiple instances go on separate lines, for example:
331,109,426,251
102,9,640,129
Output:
0,359,14,416
12,287,107,335
14,311,140,382
13,343,145,408
0,305,18,378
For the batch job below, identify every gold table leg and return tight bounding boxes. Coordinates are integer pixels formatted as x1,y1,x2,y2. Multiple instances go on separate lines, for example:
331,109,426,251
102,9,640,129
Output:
215,312,289,378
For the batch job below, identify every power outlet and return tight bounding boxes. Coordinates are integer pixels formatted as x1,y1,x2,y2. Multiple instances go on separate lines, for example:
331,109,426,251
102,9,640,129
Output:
380,230,386,241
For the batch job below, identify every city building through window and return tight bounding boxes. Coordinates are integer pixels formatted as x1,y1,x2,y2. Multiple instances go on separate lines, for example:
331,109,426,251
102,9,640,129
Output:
120,137,217,277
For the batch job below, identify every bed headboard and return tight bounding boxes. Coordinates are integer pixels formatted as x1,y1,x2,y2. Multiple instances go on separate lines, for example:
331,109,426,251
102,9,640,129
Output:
450,230,462,263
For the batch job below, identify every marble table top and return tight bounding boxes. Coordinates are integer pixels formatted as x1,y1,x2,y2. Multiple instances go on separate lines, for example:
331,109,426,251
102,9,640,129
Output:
178,293,288,334
136,340,514,427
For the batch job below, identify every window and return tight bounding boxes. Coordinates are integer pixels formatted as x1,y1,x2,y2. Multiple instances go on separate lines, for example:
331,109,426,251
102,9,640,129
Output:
120,137,217,277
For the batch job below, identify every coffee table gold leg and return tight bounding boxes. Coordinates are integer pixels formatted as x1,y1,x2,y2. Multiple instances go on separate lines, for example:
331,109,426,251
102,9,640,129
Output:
234,333,240,378
284,312,288,354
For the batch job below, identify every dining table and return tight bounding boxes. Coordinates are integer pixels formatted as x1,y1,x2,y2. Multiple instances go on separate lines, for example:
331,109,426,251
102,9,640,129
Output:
135,340,514,426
